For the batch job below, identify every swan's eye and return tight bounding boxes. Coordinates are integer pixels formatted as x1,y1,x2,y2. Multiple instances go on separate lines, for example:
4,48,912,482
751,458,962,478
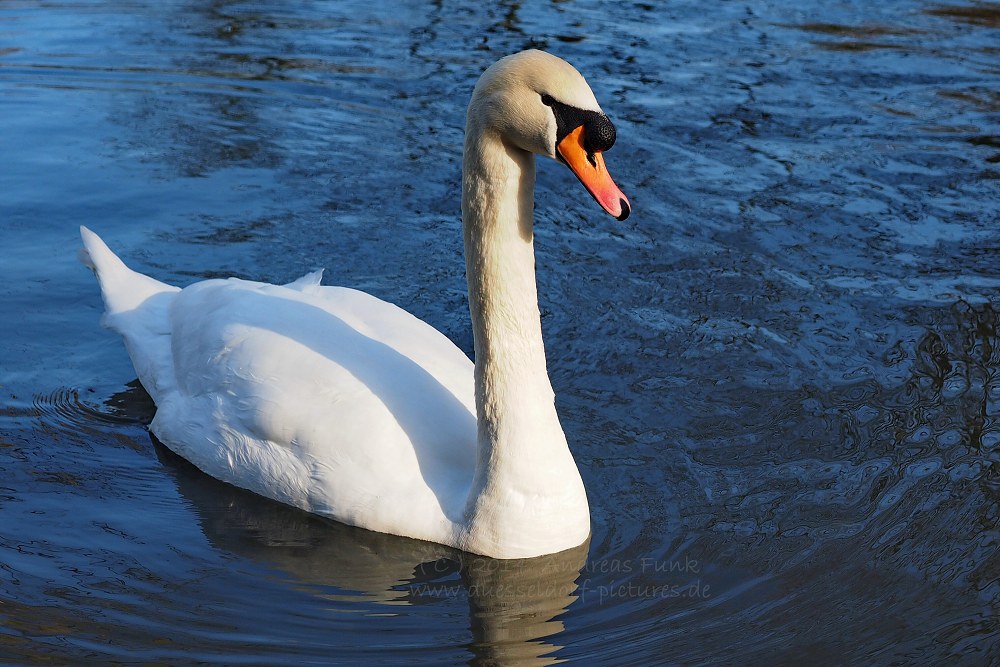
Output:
541,94,555,107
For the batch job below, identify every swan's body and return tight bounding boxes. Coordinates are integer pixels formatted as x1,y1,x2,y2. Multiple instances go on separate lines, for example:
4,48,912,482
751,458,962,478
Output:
81,50,629,559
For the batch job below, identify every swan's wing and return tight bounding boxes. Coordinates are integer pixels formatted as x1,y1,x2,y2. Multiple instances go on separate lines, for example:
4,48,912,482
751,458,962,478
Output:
149,277,477,534
300,284,475,415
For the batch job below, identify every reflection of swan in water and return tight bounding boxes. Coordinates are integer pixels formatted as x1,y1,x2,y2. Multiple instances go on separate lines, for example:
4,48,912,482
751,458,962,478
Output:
108,385,588,665
159,442,588,664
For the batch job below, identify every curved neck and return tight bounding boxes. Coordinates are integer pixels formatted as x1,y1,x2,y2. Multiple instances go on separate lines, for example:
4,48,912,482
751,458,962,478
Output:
462,130,565,461
460,124,588,555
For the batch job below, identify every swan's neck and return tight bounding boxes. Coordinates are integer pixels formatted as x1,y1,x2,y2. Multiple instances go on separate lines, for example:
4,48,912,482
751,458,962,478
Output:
460,127,589,556
463,135,560,463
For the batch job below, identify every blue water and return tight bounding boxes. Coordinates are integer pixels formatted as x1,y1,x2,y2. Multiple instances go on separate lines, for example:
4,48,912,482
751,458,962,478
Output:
1,1,998,663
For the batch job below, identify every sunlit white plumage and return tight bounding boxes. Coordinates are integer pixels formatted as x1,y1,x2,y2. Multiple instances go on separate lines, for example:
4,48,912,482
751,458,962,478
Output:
81,50,629,559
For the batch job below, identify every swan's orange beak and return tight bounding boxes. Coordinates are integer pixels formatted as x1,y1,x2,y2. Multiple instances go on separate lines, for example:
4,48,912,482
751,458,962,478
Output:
557,125,631,221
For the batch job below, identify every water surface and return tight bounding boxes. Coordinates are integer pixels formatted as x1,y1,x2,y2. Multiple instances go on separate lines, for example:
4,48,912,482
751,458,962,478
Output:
1,0,998,663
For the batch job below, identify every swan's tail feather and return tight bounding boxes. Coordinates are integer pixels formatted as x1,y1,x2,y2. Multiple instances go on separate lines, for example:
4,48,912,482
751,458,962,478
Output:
79,226,180,403
79,226,179,316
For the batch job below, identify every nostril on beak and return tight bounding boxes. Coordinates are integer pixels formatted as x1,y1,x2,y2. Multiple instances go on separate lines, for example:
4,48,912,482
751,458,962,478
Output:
616,199,630,221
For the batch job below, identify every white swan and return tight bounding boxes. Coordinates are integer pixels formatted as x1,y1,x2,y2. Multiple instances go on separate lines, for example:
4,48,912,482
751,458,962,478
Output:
80,50,630,559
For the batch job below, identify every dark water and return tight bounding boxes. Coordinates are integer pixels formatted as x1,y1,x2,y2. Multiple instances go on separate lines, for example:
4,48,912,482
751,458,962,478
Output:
2,0,998,663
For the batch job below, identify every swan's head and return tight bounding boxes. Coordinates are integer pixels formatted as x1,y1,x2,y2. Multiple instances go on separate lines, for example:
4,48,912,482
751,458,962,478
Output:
468,50,631,221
